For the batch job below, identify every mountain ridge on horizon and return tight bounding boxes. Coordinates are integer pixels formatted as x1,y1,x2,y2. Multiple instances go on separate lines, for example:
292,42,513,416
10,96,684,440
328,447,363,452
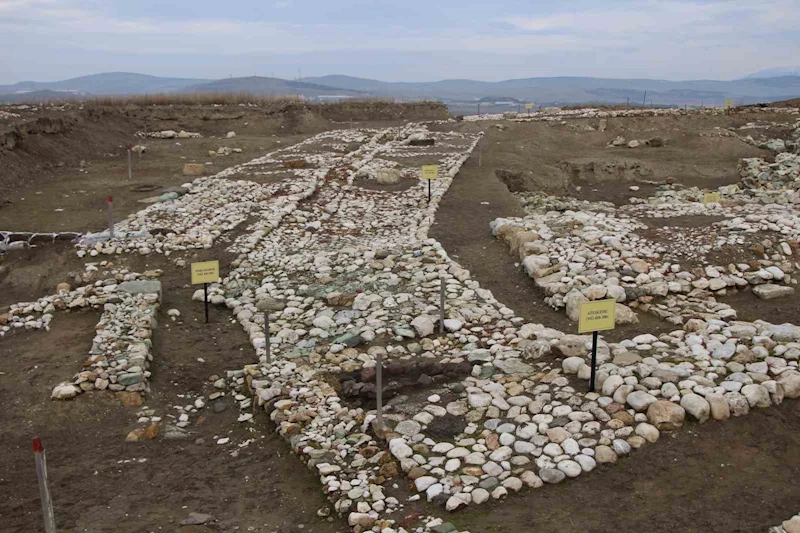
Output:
2,71,800,107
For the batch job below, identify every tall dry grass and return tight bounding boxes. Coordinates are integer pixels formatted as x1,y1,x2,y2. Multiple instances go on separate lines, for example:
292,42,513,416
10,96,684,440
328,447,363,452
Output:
85,92,304,106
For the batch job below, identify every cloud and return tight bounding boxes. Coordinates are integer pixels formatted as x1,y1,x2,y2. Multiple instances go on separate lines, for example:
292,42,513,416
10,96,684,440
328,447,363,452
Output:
501,0,800,38
0,0,798,83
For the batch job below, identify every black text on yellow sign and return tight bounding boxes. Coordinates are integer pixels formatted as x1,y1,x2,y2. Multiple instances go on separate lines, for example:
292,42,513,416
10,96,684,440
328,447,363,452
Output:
578,299,616,333
421,165,439,180
191,260,220,285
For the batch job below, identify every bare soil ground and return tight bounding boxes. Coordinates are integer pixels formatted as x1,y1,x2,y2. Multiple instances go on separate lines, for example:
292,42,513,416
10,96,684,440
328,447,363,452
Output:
2,105,800,533
0,230,350,533
0,133,312,233
432,113,789,198
0,291,342,533
453,400,800,533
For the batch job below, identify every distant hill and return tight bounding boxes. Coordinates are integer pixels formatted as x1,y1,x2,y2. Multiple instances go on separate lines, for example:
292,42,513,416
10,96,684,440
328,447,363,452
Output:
184,76,366,98
0,89,87,104
1,71,799,107
0,72,209,96
745,67,800,79
303,74,800,106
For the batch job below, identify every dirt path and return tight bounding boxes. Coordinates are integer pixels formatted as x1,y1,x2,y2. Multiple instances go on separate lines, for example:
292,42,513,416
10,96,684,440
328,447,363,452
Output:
430,136,673,341
430,138,560,326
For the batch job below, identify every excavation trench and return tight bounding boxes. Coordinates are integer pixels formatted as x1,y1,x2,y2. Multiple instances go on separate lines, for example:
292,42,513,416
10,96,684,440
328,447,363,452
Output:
337,358,473,411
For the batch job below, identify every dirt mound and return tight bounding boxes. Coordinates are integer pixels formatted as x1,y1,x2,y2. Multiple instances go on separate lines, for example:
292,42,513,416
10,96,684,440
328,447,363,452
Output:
561,158,654,183
744,98,800,109
0,101,450,195
0,107,134,192
437,112,779,197
315,100,448,122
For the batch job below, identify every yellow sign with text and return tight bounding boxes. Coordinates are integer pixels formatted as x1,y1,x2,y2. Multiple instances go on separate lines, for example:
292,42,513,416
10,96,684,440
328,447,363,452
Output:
579,299,616,334
191,260,219,285
703,192,721,204
725,99,733,109
525,103,533,109
421,165,439,180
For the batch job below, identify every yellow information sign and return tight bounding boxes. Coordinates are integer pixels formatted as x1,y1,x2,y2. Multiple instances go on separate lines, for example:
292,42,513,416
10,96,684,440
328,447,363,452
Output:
191,260,220,285
578,299,616,334
525,103,533,109
421,165,439,180
703,192,721,204
725,99,733,109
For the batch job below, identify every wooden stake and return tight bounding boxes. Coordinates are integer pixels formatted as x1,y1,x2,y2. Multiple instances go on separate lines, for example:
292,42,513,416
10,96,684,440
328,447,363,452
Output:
107,196,114,239
33,438,56,533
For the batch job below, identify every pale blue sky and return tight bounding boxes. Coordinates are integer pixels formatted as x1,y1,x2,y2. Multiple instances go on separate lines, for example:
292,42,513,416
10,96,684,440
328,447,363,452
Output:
1,0,799,84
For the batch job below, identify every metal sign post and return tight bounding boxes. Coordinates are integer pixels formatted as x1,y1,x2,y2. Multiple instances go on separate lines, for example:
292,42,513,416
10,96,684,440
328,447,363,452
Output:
256,300,272,363
421,165,439,204
265,310,271,363
127,146,132,179
107,196,114,239
376,352,383,432
191,260,220,324
578,299,617,392
32,438,57,533
439,276,446,334
589,331,599,392
203,283,209,323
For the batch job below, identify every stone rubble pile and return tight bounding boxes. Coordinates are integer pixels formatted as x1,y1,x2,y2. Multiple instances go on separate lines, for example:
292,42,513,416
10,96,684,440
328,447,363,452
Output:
126,387,215,442
463,106,798,124
607,136,665,148
209,146,242,157
210,123,799,530
63,280,161,398
77,128,402,256
209,126,485,532
135,130,202,139
1,230,81,253
739,153,800,188
38,123,481,530
492,169,800,326
737,117,800,154
6,118,800,531
1,263,161,400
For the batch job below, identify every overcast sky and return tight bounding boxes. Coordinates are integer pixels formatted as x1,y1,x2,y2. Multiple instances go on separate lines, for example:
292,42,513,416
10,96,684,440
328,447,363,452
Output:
1,0,799,84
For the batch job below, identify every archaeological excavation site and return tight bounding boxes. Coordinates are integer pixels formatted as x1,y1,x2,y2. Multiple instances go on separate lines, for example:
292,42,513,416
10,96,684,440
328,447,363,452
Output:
2,99,800,533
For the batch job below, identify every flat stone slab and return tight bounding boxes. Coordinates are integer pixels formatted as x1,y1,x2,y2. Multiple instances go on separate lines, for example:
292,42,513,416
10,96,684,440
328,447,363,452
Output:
493,359,535,376
117,280,162,298
753,284,795,300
